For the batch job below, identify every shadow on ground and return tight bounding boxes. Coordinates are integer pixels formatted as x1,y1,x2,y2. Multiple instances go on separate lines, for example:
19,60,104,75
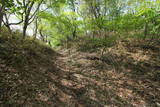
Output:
0,39,160,107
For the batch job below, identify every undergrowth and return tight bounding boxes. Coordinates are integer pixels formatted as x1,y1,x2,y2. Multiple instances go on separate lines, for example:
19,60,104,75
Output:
77,36,118,52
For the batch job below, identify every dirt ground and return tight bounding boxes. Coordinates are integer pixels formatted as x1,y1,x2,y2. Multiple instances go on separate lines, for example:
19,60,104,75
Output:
0,39,160,107
52,40,160,107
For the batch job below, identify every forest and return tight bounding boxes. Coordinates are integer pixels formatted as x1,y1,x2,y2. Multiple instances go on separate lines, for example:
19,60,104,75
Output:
0,0,160,106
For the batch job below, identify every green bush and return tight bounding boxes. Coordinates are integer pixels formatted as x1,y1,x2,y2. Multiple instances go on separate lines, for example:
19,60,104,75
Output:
78,36,117,52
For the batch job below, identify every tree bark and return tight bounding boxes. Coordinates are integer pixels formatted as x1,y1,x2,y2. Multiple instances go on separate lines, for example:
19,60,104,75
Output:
39,29,45,42
23,1,34,39
70,0,77,39
72,27,76,38
144,23,148,39
3,14,12,33
0,0,5,34
34,17,38,39
22,0,43,39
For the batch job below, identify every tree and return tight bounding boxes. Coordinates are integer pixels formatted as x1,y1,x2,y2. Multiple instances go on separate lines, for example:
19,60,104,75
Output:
22,0,44,39
0,0,5,33
67,0,78,38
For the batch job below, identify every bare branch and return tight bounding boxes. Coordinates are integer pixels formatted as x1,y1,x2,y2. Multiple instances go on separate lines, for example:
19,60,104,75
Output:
28,14,37,25
9,20,23,25
28,0,44,21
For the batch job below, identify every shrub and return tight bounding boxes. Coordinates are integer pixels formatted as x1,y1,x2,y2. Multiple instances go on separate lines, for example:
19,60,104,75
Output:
78,36,118,52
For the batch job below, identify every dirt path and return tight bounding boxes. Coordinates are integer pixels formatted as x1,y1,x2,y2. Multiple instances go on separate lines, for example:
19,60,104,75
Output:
52,48,160,107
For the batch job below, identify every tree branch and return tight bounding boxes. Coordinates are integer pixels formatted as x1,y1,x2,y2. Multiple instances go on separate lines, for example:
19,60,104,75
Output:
28,0,44,21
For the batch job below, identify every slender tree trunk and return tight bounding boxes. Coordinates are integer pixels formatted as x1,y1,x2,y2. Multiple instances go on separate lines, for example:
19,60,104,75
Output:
3,14,12,33
5,23,11,33
72,27,76,38
34,17,38,39
0,0,5,34
23,23,28,39
0,7,3,34
39,29,45,42
23,12,30,39
23,1,34,39
23,10,31,39
144,23,148,39
70,0,77,39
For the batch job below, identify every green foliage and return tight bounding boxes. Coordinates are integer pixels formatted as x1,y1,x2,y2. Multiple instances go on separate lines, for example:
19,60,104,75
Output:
1,0,160,46
78,36,118,52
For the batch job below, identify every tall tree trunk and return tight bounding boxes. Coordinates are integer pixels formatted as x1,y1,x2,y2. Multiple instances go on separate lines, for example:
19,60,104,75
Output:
70,0,77,39
23,1,34,39
23,13,30,39
0,0,5,34
0,7,3,34
23,23,28,39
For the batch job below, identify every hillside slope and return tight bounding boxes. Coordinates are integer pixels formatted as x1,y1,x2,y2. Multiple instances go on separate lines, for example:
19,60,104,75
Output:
55,38,160,106
0,32,61,106
0,30,160,106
